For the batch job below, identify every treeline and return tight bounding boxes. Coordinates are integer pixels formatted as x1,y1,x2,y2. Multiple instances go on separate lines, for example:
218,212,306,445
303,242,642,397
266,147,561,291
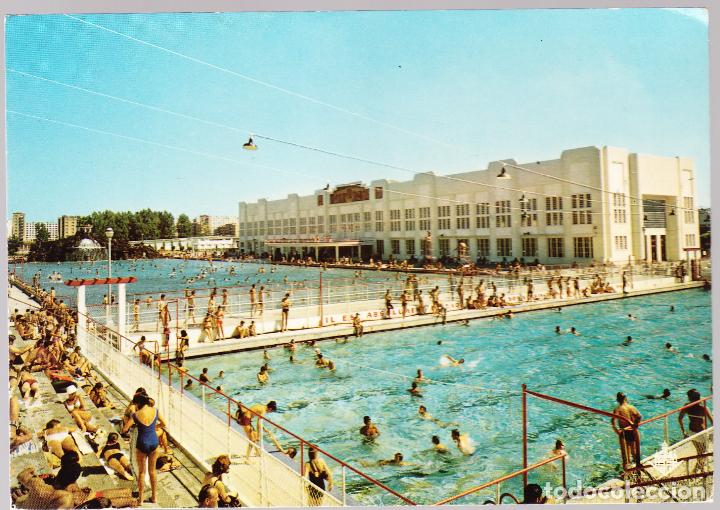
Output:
81,209,177,242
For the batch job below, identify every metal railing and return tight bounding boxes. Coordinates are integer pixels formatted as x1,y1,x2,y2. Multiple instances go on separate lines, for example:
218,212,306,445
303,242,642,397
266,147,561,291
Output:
76,311,417,506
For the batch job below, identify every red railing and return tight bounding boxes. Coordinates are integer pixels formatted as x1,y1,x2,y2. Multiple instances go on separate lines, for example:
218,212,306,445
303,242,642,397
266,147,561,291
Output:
433,453,568,505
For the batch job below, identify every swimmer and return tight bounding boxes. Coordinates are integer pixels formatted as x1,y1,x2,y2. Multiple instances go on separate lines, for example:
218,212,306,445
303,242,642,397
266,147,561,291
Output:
437,340,443,345
378,453,414,466
218,370,225,378
315,354,329,367
407,382,422,397
431,435,449,453
665,343,678,353
263,349,271,360
418,405,455,427
414,369,426,383
257,366,269,384
570,327,581,336
442,355,465,366
702,354,711,362
459,319,470,327
555,326,563,335
644,388,671,400
555,307,562,312
451,429,476,455
627,314,637,320
622,336,633,346
360,416,380,439
670,305,675,312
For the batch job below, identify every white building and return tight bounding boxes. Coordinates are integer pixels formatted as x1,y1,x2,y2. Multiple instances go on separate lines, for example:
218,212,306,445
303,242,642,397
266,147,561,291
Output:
131,236,237,253
197,215,239,236
24,221,60,241
238,146,700,264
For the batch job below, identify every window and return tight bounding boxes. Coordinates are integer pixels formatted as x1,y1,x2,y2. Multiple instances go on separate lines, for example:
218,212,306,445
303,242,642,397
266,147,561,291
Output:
520,198,538,227
613,193,627,223
374,187,383,199
363,211,372,231
308,216,316,234
419,207,431,231
683,197,695,223
438,205,451,228
258,221,265,235
438,218,451,230
405,239,415,256
391,239,400,255
328,215,337,233
288,218,297,235
476,203,490,229
439,238,450,256
476,238,490,257
404,209,415,219
405,220,416,231
317,216,324,234
573,237,593,258
685,234,697,247
375,211,384,232
376,239,384,255
614,236,628,250
495,201,511,228
299,217,307,234
571,194,592,225
317,195,324,206
496,238,512,257
282,219,288,235
455,203,470,229
239,222,246,237
545,196,564,226
438,205,451,217
522,238,537,257
390,209,401,231
548,238,564,258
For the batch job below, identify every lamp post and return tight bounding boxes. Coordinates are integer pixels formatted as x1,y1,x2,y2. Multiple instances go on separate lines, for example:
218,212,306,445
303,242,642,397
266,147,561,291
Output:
106,227,114,325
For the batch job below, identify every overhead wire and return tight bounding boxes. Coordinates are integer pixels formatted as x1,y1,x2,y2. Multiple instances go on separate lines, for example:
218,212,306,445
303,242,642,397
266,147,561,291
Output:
8,69,695,219
56,15,699,214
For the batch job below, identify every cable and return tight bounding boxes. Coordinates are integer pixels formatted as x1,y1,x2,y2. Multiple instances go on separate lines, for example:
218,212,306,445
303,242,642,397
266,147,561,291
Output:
9,68,699,216
62,14,461,151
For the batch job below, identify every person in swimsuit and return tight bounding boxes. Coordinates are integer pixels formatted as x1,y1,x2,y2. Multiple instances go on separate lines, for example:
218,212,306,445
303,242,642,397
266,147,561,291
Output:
257,365,269,384
202,455,240,506
407,382,422,397
679,389,713,471
40,419,80,459
644,388,671,400
100,433,134,480
216,306,226,339
18,370,40,406
611,392,642,471
122,393,167,504
451,429,476,455
305,448,333,506
280,293,291,332
64,386,98,433
442,355,465,366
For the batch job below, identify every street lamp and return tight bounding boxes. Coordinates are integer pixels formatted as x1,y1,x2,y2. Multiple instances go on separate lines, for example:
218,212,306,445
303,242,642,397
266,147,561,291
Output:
106,228,114,324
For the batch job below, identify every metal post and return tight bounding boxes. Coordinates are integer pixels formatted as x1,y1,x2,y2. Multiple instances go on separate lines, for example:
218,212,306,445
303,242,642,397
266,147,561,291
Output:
342,466,347,505
495,483,500,504
201,385,206,461
664,416,670,444
522,384,528,486
561,455,567,502
318,271,324,327
300,442,305,476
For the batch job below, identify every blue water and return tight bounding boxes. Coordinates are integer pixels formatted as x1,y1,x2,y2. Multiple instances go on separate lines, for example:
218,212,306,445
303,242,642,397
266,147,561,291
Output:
180,289,712,505
10,259,413,305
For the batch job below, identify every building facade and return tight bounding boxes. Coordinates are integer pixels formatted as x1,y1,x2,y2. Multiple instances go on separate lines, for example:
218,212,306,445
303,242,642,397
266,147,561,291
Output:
11,212,25,241
238,146,700,264
23,221,59,242
196,215,239,236
58,215,80,238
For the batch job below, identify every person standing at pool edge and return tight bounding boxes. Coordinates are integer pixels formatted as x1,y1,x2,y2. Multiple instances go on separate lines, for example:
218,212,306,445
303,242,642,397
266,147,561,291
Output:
611,392,642,471
281,293,291,332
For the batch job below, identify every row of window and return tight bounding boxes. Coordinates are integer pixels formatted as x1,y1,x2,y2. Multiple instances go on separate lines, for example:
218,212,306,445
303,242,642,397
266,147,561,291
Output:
386,237,595,258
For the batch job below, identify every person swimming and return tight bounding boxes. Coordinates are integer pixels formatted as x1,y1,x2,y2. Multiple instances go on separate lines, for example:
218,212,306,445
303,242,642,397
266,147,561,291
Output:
360,416,380,439
665,343,678,353
627,314,637,320
431,435,449,453
622,336,633,346
702,354,711,362
442,355,465,366
407,382,422,397
645,388,671,400
570,327,581,336
555,326,563,335
459,319,470,327
414,369,426,383
360,452,414,467
451,429,475,455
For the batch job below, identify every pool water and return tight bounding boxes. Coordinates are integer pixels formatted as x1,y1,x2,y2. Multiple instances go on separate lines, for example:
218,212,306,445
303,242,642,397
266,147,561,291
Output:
182,289,712,505
11,259,416,305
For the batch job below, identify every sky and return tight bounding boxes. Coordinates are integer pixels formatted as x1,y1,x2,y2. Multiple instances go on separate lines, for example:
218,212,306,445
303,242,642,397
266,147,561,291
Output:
5,8,710,222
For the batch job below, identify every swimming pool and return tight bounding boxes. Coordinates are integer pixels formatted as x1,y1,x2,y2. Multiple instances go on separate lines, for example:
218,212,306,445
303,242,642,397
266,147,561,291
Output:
181,289,712,505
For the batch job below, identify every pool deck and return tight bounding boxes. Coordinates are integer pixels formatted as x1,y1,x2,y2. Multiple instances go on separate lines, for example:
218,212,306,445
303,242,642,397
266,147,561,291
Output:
176,279,706,360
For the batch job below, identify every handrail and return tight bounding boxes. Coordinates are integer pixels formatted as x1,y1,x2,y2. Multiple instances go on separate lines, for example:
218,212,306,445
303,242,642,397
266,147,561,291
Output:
638,396,712,426
524,388,635,427
433,453,567,505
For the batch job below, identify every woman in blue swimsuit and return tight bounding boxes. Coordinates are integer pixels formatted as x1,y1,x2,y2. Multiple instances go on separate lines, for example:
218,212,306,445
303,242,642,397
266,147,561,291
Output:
122,393,166,504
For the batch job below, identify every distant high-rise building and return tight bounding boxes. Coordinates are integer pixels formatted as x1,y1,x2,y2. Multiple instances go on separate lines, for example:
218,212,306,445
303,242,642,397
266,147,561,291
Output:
24,221,59,242
11,212,25,241
197,215,239,237
58,215,80,238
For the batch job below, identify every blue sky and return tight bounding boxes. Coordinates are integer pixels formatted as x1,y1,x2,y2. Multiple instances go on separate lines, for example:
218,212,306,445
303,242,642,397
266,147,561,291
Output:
5,8,710,221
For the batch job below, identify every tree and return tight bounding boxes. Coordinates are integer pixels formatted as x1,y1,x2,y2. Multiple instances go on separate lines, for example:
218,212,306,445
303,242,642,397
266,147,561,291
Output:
35,223,50,244
176,214,193,238
8,236,22,255
158,211,175,238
